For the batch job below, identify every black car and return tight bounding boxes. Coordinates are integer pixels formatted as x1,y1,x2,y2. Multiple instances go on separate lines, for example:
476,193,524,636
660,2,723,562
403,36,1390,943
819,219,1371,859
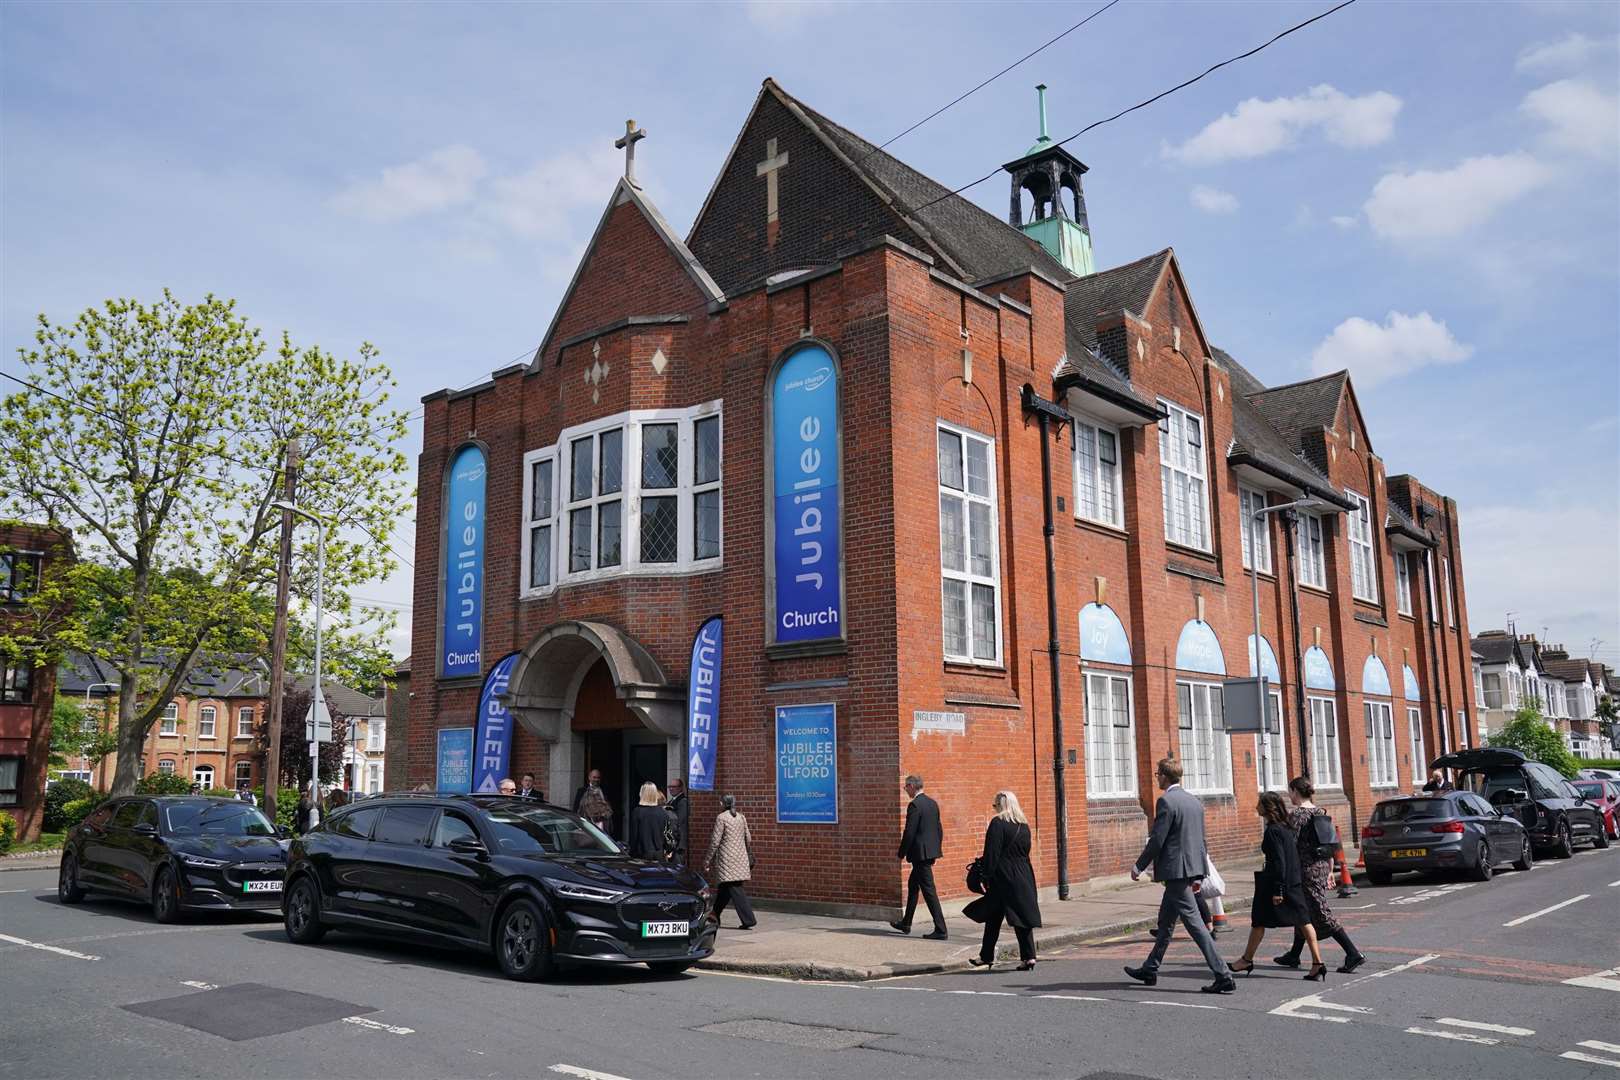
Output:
1361,791,1532,884
59,796,289,922
1430,747,1609,858
281,794,716,981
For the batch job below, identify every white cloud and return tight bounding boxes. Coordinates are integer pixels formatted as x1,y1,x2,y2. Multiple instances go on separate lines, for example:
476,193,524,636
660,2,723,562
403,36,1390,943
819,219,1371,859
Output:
744,0,846,31
332,145,487,222
1515,31,1612,74
1363,153,1554,242
1309,311,1473,387
483,144,622,239
1330,214,1358,230
1164,85,1402,164
1189,185,1239,214
1522,79,1620,157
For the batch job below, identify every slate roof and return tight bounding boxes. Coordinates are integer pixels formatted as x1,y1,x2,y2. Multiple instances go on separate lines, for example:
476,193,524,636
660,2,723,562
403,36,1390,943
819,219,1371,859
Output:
1211,347,1352,508
1471,634,1517,666
1247,372,1348,451
56,651,268,698
1542,658,1593,683
291,675,384,718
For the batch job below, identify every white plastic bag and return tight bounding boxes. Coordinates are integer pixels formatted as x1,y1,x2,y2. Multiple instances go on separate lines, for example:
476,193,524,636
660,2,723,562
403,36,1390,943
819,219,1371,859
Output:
1201,856,1226,900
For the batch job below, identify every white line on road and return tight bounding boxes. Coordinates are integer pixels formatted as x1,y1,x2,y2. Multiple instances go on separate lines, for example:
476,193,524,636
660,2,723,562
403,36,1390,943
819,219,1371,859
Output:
550,1066,636,1080
1406,1026,1498,1045
181,981,218,991
1269,993,1368,1023
1503,894,1589,927
1308,1000,1374,1014
1564,967,1620,992
342,1016,414,1035
0,932,100,961
1608,879,1620,887
1139,1000,1221,1009
0,889,29,894
1436,1018,1534,1037
1579,1042,1620,1054
1560,1052,1620,1069
1336,902,1379,909
1361,952,1441,982
1036,994,1108,1002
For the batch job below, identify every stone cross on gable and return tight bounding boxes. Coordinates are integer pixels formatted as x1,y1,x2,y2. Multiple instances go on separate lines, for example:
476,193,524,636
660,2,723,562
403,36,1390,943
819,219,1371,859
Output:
756,136,789,247
616,119,647,188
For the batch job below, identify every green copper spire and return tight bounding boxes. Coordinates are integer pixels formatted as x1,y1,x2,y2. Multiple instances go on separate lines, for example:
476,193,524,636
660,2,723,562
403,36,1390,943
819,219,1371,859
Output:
1026,83,1053,156
1005,83,1096,276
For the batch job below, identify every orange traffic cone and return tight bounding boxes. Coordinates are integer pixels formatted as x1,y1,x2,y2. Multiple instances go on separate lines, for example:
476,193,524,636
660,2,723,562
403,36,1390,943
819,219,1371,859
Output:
1336,850,1358,897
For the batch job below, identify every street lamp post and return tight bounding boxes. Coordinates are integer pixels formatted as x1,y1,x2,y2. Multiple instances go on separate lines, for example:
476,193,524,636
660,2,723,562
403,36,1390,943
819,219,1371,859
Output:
270,500,326,830
82,682,116,786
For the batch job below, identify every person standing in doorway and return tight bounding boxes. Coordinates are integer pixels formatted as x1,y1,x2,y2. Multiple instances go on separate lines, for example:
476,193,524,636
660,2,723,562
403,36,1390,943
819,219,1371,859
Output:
664,777,689,865
889,774,947,940
1125,758,1235,994
629,782,666,859
1277,776,1366,973
965,790,1040,970
704,794,757,930
517,773,542,801
574,769,612,832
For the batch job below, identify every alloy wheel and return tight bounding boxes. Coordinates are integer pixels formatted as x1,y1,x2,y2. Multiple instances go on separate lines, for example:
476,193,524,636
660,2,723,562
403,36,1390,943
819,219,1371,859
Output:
502,908,537,972
288,885,311,935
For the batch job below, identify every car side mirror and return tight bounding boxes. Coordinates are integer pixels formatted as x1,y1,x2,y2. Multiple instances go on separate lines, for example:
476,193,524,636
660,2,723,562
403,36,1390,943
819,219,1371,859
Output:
132,823,158,836
276,825,291,839
448,835,488,857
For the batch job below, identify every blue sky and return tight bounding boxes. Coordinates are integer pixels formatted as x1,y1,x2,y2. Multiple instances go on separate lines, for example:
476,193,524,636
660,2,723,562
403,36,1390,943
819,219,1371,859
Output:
4,1,1617,664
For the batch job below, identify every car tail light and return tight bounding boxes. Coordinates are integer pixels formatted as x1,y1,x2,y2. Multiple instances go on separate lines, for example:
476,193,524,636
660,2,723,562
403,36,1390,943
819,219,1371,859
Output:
1362,826,1384,838
1429,821,1465,834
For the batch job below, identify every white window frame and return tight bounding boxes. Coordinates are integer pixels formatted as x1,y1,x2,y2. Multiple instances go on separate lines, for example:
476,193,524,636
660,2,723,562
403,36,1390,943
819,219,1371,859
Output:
524,402,724,596
1257,689,1288,792
367,720,384,752
1407,706,1427,788
192,764,214,788
1157,399,1211,551
1347,490,1378,602
1072,415,1123,529
1442,555,1455,627
1083,669,1136,799
367,762,382,794
1309,695,1341,788
236,706,254,738
1395,551,1413,616
159,703,179,737
157,759,176,775
937,421,1003,666
1238,486,1273,574
198,705,216,740
1295,511,1327,589
1425,551,1439,624
1177,679,1232,795
1365,700,1397,788
235,760,253,787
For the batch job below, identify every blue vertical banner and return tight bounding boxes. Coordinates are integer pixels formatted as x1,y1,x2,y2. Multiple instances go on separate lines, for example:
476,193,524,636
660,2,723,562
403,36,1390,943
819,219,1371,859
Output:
770,346,842,643
775,703,838,824
686,617,722,792
440,445,486,678
436,727,474,794
472,651,522,794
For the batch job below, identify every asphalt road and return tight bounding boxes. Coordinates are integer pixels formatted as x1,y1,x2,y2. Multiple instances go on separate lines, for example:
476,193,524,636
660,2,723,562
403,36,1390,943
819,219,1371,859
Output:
1,843,1616,1080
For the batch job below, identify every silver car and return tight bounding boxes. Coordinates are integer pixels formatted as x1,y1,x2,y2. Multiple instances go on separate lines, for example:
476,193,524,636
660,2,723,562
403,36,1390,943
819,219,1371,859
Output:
1361,791,1531,884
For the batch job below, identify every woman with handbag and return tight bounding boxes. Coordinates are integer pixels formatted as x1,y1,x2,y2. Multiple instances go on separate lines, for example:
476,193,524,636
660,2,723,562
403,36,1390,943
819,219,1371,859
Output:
1228,791,1327,981
1278,776,1366,973
703,794,758,930
964,791,1041,971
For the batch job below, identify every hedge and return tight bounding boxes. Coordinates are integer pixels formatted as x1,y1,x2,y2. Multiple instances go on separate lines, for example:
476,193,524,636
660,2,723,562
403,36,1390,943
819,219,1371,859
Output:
44,778,97,832
0,811,16,854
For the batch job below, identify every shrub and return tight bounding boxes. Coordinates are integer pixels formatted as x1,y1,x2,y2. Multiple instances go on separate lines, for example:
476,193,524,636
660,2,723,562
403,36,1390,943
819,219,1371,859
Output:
135,772,196,796
256,788,301,831
0,811,16,854
44,778,96,832
59,798,101,830
1489,707,1580,778
204,787,240,799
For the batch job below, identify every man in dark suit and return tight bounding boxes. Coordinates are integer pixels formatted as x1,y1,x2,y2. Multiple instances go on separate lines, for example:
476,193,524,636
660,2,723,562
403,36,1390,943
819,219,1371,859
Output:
664,777,689,864
517,773,542,801
1125,758,1234,994
889,774,948,940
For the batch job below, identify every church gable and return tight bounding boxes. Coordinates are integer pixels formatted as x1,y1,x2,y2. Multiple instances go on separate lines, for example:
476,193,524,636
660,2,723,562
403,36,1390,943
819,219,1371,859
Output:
687,84,933,297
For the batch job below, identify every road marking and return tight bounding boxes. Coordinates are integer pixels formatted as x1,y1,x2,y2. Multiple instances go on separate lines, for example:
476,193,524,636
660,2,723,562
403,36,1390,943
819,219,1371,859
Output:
872,986,935,992
1436,1018,1534,1037
181,981,218,991
550,1066,635,1080
1308,1000,1374,1014
1502,894,1589,927
1406,1026,1498,1045
1607,879,1620,887
0,932,100,961
343,1016,414,1035
1036,994,1107,1002
1560,1052,1620,1069
1270,993,1367,1023
0,889,29,894
1360,952,1441,982
1336,902,1379,909
1139,1000,1221,1009
1579,1042,1620,1054
1563,967,1620,992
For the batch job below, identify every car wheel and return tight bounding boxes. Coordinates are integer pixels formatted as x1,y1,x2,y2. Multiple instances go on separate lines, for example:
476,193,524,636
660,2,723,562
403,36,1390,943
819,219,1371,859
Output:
647,960,696,976
1366,867,1392,886
1595,822,1611,849
58,853,84,904
1512,834,1533,872
152,867,183,924
495,898,553,982
283,877,327,944
1554,820,1575,859
1469,841,1493,881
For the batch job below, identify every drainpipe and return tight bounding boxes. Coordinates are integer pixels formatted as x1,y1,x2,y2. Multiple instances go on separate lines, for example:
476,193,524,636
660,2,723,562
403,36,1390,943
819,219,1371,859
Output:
1420,547,1448,760
1021,384,1072,901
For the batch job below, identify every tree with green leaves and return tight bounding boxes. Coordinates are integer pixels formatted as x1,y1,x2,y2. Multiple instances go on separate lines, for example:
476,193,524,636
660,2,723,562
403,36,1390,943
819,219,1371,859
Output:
48,697,119,774
0,291,409,797
1488,706,1580,778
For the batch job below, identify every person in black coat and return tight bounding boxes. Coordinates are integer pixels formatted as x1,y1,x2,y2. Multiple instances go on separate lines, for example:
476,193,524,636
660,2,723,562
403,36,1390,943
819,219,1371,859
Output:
889,774,948,939
964,790,1042,971
627,783,667,859
1228,791,1327,981
664,778,689,864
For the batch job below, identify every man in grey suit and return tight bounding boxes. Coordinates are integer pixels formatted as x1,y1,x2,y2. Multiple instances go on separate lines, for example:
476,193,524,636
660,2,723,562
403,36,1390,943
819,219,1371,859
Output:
1124,758,1235,994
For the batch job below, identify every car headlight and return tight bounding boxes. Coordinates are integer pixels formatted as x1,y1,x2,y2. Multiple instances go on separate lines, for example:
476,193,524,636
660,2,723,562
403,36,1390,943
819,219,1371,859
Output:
179,853,229,869
542,878,626,903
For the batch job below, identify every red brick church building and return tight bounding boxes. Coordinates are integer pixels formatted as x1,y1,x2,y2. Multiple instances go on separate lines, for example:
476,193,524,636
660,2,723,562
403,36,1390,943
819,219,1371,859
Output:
407,79,1477,912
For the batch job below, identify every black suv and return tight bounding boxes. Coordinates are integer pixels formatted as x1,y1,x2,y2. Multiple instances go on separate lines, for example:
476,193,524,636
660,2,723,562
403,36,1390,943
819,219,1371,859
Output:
60,796,288,921
281,794,716,981
1431,747,1609,858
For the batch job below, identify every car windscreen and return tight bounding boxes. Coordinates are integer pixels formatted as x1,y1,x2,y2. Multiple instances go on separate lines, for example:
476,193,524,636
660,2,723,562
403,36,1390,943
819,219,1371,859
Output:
164,802,276,837
484,805,620,855
1372,799,1453,822
1573,782,1604,799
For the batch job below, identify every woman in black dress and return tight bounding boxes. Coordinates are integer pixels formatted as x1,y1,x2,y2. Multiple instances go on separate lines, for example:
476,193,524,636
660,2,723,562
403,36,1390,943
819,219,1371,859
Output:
1279,776,1365,973
1229,791,1327,981
628,782,666,859
965,790,1042,971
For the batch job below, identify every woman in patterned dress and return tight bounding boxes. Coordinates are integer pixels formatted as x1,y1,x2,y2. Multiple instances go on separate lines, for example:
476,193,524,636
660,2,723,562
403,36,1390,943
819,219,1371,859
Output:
1278,776,1366,973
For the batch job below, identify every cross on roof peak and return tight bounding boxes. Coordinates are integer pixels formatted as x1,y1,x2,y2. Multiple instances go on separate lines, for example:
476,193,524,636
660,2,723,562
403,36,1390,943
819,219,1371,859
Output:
615,119,647,187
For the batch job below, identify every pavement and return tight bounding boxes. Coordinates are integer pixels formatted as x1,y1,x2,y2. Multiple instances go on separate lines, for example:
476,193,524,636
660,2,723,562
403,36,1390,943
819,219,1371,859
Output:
1,842,1616,1079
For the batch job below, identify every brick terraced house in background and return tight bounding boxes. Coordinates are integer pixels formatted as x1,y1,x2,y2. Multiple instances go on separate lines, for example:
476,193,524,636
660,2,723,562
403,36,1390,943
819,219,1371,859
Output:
406,80,1480,912
1,522,73,842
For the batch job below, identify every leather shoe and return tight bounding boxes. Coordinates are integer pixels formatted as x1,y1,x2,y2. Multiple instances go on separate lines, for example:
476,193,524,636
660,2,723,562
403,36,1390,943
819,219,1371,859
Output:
889,920,911,935
1200,977,1237,994
923,929,948,941
1123,965,1157,986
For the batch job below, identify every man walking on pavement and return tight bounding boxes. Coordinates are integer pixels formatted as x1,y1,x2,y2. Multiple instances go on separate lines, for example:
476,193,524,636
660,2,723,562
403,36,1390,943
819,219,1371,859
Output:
1125,758,1235,994
890,774,948,940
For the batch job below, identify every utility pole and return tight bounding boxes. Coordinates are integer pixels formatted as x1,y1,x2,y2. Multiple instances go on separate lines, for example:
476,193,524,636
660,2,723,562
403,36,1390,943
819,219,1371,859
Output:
264,436,300,823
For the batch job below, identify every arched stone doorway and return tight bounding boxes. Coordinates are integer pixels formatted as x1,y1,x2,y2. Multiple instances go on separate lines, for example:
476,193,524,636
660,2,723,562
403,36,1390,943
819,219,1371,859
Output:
504,620,685,838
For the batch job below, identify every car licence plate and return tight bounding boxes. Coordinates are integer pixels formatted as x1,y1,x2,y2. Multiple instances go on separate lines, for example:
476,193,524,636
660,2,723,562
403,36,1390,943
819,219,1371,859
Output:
1388,848,1427,858
242,880,283,893
641,921,686,938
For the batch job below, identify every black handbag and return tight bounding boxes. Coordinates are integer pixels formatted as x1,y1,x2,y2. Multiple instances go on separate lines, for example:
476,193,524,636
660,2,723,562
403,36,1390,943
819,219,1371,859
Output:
966,858,987,895
1310,812,1340,860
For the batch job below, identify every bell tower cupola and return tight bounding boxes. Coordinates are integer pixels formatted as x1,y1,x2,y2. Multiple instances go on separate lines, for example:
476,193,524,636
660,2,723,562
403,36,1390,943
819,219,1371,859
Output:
1004,84,1094,277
